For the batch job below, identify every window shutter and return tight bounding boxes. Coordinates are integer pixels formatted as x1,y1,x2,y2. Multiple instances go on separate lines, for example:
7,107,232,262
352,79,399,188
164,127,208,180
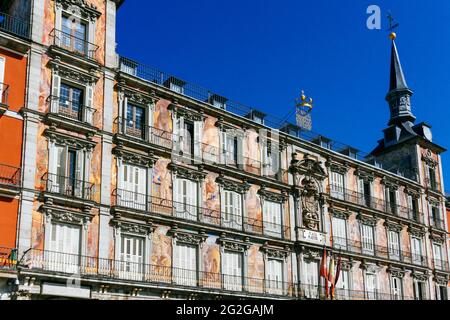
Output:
194,121,203,159
220,131,227,164
85,85,94,124
74,150,84,197
51,74,61,113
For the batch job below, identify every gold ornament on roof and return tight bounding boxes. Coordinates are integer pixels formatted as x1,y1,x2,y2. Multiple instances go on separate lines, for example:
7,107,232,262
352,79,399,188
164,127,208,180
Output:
296,90,313,111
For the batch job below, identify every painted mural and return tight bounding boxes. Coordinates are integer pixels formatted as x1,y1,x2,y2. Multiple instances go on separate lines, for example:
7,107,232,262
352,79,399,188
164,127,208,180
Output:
246,185,262,233
247,245,265,293
151,226,172,281
201,236,221,288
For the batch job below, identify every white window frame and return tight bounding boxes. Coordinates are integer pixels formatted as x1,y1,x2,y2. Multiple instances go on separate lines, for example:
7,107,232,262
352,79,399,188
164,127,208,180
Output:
391,276,403,300
266,258,284,295
330,171,345,200
118,234,145,281
332,217,347,250
173,177,198,221
387,230,401,261
433,243,443,270
365,272,378,300
118,162,147,211
361,224,375,255
263,200,282,237
222,251,243,292
221,189,243,230
411,236,423,265
172,243,197,287
335,269,350,300
303,260,319,299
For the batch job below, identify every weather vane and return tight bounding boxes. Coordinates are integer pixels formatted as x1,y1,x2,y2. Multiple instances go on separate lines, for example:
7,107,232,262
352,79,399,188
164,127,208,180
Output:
387,11,399,40
295,90,314,131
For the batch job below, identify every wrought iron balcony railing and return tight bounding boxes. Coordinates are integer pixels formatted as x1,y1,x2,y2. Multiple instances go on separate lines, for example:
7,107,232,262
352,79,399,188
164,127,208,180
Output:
50,29,99,60
42,173,95,201
332,236,429,267
328,185,424,224
21,249,421,300
113,116,173,150
0,12,30,39
0,247,17,271
48,96,95,125
430,217,446,231
0,164,21,187
434,258,450,272
112,189,290,239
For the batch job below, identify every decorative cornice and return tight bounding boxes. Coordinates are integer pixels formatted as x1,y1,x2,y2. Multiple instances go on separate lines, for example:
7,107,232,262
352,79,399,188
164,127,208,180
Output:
405,187,421,199
411,271,429,282
289,153,327,179
429,232,446,244
330,208,352,220
434,274,450,286
216,174,250,194
357,213,378,227
340,260,353,271
169,163,207,182
49,59,98,84
217,238,251,253
171,104,205,122
44,127,96,150
354,168,375,182
42,205,93,226
56,0,102,20
408,225,426,238
387,266,406,278
384,220,403,232
170,229,207,246
326,158,350,175
261,245,290,260
113,147,156,168
258,187,287,203
301,247,321,261
381,176,399,189
124,90,155,107
112,219,154,236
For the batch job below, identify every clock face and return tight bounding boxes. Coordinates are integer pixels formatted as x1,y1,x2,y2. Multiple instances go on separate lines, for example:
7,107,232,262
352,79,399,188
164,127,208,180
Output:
423,127,433,141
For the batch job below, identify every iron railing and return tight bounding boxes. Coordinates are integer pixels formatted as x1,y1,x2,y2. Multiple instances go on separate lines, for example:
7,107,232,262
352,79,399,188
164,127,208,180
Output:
0,247,17,271
0,164,21,187
430,217,446,231
434,258,450,272
112,189,290,239
328,185,425,224
48,96,95,124
42,173,95,201
113,117,173,149
0,12,30,39
332,236,429,267
0,83,9,107
50,29,99,60
21,249,421,300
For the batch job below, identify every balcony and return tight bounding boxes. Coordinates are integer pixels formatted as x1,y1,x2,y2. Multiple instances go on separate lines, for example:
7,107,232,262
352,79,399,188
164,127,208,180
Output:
0,83,9,114
112,189,290,240
49,29,99,68
0,164,21,197
332,236,429,267
430,217,446,231
0,247,17,272
328,185,424,224
21,249,296,299
0,12,30,39
434,259,450,272
42,173,95,202
113,117,173,151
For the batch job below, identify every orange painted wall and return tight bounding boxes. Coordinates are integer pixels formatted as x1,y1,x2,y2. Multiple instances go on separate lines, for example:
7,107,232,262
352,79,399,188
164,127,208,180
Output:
0,47,27,248
0,47,27,112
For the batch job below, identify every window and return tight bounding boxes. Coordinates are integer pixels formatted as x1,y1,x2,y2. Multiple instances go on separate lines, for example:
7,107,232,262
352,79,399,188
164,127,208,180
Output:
59,82,84,120
330,171,345,200
387,230,400,261
50,145,85,198
335,270,350,300
222,251,243,291
263,201,282,237
426,165,437,190
48,223,81,274
430,204,442,229
386,187,398,215
266,259,284,295
212,100,225,109
174,117,202,161
433,243,443,270
303,260,319,299
365,273,378,300
407,195,419,220
358,179,372,207
61,15,88,55
361,224,374,255
173,178,198,221
222,190,242,230
221,131,239,166
170,82,183,94
119,164,147,210
411,237,423,265
391,277,403,300
173,243,197,286
332,217,347,250
126,103,146,140
262,146,279,178
119,235,144,281
414,280,427,300
437,285,448,300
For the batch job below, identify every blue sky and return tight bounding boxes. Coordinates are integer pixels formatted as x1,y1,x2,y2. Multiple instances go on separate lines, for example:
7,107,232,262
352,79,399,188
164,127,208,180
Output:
116,0,450,191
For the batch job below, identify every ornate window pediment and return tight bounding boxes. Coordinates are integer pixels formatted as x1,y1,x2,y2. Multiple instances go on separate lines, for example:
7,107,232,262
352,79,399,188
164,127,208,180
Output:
42,205,93,226
112,219,154,237
384,220,403,232
412,271,429,282
357,213,378,226
49,59,99,85
326,159,350,175
340,260,353,271
405,187,421,199
169,163,206,182
56,0,102,21
302,247,321,261
381,176,400,189
290,153,327,178
330,208,352,220
434,274,449,286
354,168,375,182
171,104,205,122
123,90,155,107
216,175,250,194
430,232,446,244
258,187,287,203
261,245,291,260
217,238,250,253
387,267,406,278
45,127,96,151
422,150,438,169
113,146,156,168
169,229,207,246
408,225,426,238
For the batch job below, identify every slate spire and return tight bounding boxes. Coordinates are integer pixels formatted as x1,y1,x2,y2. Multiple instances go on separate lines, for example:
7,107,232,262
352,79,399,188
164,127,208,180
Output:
386,34,416,126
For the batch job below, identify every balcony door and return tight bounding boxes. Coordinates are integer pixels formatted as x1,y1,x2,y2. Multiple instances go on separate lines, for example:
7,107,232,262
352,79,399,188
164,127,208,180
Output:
120,164,147,211
411,237,423,265
303,260,319,299
173,178,198,221
266,259,283,295
388,230,400,261
51,146,84,198
119,235,144,281
126,103,146,140
223,251,243,292
330,171,345,200
361,224,375,255
222,190,242,230
391,277,403,300
332,217,347,250
365,273,378,300
47,223,81,274
263,201,282,237
335,270,350,300
61,16,88,56
60,83,83,121
173,244,197,287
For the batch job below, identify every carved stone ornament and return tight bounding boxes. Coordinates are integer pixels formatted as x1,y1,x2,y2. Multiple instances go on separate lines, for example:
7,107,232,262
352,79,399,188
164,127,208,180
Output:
357,213,378,227
170,230,207,246
50,60,98,85
45,127,96,151
411,271,429,282
301,177,321,231
405,187,421,199
408,226,426,238
258,187,287,203
216,175,250,194
172,105,205,122
340,260,353,271
113,220,154,236
429,232,446,244
381,176,399,190
217,238,250,253
361,263,380,274
387,266,406,278
326,159,349,175
56,0,101,20
169,163,207,182
422,152,438,169
434,275,449,286
331,209,351,220
43,206,93,226
302,248,321,261
354,168,375,182
290,153,326,178
114,147,156,168
384,220,403,232
261,245,290,260
125,91,155,107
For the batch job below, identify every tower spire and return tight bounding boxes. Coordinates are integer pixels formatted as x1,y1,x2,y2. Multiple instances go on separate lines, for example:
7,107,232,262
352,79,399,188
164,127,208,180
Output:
386,33,416,126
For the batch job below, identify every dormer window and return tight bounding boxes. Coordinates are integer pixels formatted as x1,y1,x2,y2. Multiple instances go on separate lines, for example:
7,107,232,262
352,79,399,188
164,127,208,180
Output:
164,77,185,94
245,110,266,125
208,94,227,110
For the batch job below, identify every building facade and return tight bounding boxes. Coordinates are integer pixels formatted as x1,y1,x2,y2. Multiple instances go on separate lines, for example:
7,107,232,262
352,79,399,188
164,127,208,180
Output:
1,0,449,300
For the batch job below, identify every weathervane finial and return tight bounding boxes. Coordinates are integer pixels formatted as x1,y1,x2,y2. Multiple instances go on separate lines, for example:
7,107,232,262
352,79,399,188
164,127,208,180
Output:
387,11,399,40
